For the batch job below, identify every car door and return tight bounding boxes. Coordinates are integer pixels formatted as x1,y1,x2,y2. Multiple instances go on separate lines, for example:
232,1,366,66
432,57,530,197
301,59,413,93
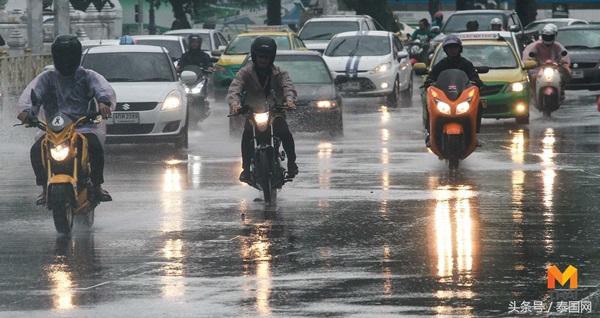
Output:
393,35,410,85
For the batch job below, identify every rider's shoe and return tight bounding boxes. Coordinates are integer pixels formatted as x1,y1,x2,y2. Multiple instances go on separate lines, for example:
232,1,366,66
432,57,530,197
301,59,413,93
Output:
287,162,298,178
35,186,47,206
94,185,112,202
239,169,252,184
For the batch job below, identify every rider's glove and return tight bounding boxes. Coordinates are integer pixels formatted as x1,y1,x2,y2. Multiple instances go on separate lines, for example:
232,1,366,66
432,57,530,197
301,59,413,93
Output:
230,101,242,114
285,97,296,110
17,110,35,124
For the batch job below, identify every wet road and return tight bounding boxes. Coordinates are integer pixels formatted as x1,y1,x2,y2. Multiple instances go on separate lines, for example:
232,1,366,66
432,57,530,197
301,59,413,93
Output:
1,86,600,317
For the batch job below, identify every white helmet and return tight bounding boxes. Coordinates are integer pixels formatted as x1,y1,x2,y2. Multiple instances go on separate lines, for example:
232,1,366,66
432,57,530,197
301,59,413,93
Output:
490,18,502,30
541,24,558,44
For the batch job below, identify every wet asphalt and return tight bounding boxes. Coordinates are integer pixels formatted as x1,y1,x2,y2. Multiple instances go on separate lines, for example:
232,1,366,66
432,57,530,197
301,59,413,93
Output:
0,84,600,317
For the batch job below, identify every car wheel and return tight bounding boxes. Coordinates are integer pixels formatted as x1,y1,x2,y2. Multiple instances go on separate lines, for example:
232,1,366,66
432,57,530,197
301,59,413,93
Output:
329,113,344,137
175,114,189,149
386,78,401,108
400,75,413,106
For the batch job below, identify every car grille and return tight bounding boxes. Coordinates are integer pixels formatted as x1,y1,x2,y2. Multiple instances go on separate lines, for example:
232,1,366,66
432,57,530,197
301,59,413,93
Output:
107,124,154,135
571,62,597,69
480,84,505,96
334,76,376,91
116,102,157,111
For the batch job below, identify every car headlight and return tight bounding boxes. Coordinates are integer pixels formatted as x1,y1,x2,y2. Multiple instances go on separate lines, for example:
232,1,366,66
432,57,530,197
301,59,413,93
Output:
316,100,336,109
436,100,451,114
543,67,554,81
456,101,470,114
254,112,269,125
161,90,182,110
50,142,70,161
372,62,391,74
510,82,525,92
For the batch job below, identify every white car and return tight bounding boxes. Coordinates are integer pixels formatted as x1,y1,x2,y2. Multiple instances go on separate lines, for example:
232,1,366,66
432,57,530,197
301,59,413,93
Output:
299,15,379,53
322,31,413,108
163,28,229,58
131,35,187,61
81,45,190,148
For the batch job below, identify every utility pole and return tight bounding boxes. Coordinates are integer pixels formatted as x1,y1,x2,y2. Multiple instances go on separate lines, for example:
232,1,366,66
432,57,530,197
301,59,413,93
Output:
27,0,43,53
54,0,71,37
138,0,144,34
266,0,281,25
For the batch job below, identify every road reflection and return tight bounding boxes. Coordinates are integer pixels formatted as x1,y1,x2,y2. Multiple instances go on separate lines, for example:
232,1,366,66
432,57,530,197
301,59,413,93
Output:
160,164,186,298
428,176,479,316
380,105,390,124
541,128,556,252
240,222,273,316
318,141,332,190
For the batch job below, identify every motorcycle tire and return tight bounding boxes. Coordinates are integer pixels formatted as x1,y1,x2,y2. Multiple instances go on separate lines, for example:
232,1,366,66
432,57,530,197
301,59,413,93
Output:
446,134,462,170
258,150,276,204
50,185,75,235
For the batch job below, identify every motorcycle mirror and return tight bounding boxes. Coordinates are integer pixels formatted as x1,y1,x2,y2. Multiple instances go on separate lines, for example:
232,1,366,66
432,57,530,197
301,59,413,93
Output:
413,62,428,75
561,50,568,57
529,51,536,58
523,59,538,70
180,70,198,85
509,25,521,32
476,66,490,74
397,51,409,60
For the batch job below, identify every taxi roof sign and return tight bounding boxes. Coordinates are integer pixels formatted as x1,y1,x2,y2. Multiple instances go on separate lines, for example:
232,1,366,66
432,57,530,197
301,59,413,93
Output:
456,32,505,41
244,25,292,33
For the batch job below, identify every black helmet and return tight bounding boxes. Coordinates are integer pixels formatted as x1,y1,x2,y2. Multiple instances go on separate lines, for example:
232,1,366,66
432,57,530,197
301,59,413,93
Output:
442,34,463,53
251,36,277,66
51,35,82,76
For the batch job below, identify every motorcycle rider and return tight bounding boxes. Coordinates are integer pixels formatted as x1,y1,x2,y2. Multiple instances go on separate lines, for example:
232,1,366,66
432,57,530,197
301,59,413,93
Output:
432,11,444,29
227,36,298,183
412,18,433,42
522,24,570,99
424,35,483,145
178,34,213,72
490,18,503,31
17,35,115,205
466,20,479,32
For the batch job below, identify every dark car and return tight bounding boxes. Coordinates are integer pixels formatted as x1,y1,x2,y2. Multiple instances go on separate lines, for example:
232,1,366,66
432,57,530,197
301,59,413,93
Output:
524,18,588,43
230,50,343,136
558,25,600,90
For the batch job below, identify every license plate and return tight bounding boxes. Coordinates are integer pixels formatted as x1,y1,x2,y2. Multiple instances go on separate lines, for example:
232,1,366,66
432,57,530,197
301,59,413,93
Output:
572,70,584,79
113,112,140,124
341,81,361,91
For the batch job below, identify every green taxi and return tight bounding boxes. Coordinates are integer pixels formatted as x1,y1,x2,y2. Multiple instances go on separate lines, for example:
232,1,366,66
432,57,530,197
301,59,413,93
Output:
213,28,307,99
420,32,536,124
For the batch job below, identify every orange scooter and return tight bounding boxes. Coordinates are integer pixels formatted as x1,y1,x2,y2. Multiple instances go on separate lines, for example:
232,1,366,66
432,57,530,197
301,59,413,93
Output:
426,69,481,169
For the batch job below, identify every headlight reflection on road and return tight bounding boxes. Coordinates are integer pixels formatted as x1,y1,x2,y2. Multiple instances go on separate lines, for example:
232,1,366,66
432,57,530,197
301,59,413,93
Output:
48,264,74,310
240,224,273,316
382,244,393,297
189,155,202,189
380,105,390,123
162,239,185,298
541,128,556,252
510,129,526,164
318,142,332,190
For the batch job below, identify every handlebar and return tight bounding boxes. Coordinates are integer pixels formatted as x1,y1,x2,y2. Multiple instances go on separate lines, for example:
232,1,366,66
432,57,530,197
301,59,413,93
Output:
227,105,294,117
15,112,103,130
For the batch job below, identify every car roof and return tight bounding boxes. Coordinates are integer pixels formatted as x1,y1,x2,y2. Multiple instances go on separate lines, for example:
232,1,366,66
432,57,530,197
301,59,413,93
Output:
559,24,600,30
450,10,513,15
81,39,119,45
333,30,391,38
131,35,183,41
238,31,292,36
306,15,371,22
531,18,585,23
456,31,515,40
85,45,167,54
275,50,321,56
163,29,213,34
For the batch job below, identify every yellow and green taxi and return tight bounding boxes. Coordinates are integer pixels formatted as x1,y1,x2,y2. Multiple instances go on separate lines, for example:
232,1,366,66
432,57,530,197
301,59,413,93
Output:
420,32,536,124
213,28,307,99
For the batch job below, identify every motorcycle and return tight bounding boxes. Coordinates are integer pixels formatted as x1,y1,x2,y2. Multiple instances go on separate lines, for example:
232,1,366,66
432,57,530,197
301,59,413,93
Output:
181,65,212,121
17,112,103,234
529,51,568,118
228,103,293,204
425,69,483,169
407,39,430,65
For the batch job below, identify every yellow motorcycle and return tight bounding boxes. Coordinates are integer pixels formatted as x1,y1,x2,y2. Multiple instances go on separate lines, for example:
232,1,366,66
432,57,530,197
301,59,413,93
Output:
19,113,103,235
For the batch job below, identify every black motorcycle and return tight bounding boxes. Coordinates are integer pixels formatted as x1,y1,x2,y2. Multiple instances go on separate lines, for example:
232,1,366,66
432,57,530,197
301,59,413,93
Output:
181,65,212,121
228,104,293,204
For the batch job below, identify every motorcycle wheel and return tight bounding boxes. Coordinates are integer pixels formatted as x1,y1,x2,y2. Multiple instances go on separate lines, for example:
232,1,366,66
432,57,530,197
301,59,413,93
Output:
400,76,413,106
386,78,401,108
258,151,276,204
446,134,462,170
53,204,74,235
79,208,94,228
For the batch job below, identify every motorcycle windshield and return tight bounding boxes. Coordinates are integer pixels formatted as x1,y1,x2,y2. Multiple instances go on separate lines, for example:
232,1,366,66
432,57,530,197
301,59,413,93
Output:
435,69,470,101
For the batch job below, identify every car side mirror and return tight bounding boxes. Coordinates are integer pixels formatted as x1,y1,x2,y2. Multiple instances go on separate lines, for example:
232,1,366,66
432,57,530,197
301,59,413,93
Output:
476,66,490,74
180,70,197,85
211,50,222,57
509,25,521,32
523,59,538,70
218,45,227,52
413,62,428,75
397,51,408,60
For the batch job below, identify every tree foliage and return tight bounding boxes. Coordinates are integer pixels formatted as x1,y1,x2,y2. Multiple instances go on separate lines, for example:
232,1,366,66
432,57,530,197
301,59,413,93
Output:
342,0,398,32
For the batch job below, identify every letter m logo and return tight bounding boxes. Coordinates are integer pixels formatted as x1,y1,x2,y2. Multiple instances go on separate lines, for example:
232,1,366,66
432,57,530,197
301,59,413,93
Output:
547,265,578,289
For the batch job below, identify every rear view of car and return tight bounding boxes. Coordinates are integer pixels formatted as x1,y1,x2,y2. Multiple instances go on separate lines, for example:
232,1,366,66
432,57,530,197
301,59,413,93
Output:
81,45,189,148
131,35,186,61
299,17,363,53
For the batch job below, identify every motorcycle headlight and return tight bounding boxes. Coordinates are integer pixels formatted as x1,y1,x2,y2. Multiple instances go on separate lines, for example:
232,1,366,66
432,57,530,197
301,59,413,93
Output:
372,62,391,74
161,90,182,111
456,101,470,114
50,142,70,161
543,67,554,81
254,112,269,125
510,82,525,92
436,100,451,115
191,86,202,94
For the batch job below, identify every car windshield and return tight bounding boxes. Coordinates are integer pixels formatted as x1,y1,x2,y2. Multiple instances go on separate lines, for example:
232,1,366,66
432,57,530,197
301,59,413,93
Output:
225,35,290,55
443,14,504,33
82,52,175,82
433,44,518,69
557,29,600,49
274,55,332,84
299,21,360,41
134,39,183,59
324,36,390,57
526,21,571,32
166,33,210,51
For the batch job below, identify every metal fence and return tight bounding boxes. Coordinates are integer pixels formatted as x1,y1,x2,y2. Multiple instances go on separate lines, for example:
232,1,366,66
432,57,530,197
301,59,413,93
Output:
0,54,52,96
